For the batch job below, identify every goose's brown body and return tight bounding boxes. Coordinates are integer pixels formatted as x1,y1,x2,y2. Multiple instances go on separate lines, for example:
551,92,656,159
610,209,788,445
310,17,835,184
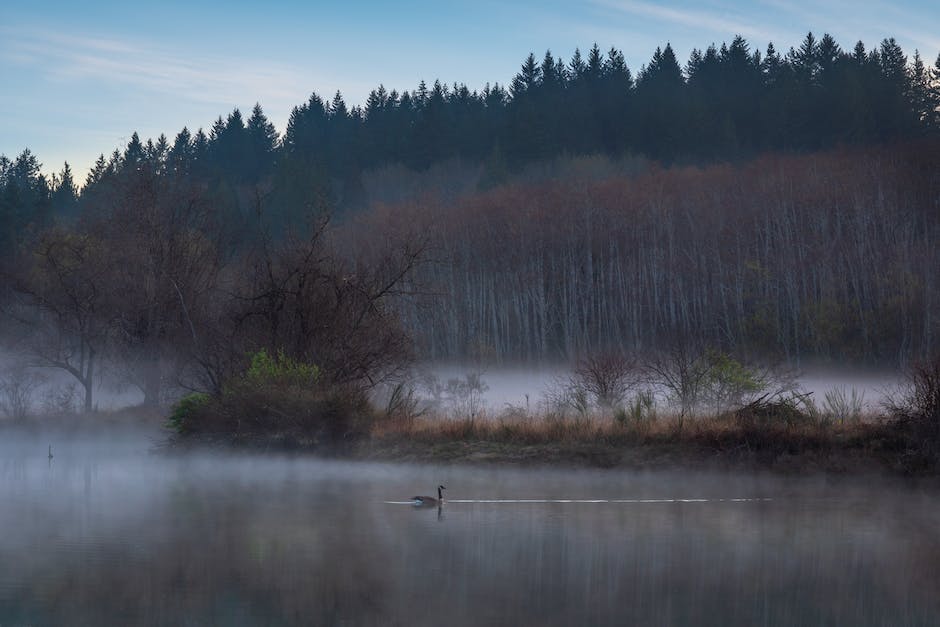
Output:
412,485,446,506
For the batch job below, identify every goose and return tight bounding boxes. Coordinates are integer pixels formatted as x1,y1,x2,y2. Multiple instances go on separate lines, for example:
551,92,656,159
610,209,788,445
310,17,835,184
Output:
412,485,446,507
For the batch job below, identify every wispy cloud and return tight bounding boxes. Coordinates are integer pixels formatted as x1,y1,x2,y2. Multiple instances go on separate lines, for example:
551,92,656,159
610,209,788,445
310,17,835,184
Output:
758,0,940,55
0,27,312,111
590,0,780,42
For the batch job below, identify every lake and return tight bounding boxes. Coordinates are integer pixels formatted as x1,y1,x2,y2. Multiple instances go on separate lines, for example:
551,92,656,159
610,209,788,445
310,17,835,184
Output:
0,428,937,626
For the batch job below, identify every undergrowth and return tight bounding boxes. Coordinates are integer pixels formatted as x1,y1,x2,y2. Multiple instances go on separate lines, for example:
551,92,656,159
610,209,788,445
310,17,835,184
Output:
169,348,371,449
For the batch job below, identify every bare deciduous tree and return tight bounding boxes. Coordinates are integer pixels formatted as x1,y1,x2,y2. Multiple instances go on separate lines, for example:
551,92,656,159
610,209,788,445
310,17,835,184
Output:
0,365,45,419
645,343,712,430
568,352,639,410
9,229,113,412
182,209,430,395
89,170,223,406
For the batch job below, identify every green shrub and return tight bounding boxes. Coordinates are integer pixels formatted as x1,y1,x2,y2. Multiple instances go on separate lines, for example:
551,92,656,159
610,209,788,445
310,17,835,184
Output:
245,348,320,388
168,349,374,447
167,392,211,433
703,350,767,415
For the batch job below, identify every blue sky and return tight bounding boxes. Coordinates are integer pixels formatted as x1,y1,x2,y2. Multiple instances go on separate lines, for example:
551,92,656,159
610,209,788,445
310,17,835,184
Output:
2,0,938,183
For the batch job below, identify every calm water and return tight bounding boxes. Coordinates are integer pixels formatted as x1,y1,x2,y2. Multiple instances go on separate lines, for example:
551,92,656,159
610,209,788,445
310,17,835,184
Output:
0,430,937,626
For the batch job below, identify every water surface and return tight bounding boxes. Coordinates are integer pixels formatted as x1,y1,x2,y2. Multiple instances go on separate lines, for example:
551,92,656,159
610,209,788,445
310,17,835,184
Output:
0,430,937,626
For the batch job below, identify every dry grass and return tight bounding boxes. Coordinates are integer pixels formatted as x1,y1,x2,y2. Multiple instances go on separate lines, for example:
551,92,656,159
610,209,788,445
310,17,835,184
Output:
363,406,904,473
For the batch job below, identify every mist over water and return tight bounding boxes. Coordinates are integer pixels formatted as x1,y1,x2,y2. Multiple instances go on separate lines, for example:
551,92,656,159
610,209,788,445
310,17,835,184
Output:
0,427,937,626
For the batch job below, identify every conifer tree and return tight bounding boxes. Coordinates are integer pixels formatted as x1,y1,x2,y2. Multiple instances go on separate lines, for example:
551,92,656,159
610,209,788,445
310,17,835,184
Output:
85,154,108,188
539,51,563,89
568,48,586,81
510,53,541,97
635,44,685,159
123,132,145,170
51,162,79,219
168,127,194,177
931,53,940,127
908,51,932,128
585,44,604,83
246,103,279,181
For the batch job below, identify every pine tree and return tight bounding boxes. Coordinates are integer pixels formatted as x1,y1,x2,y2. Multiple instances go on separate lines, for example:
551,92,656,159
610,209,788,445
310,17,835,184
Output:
791,32,820,84
510,53,540,97
585,44,603,83
209,109,252,182
282,94,329,157
192,129,209,166
508,53,545,161
568,49,586,81
635,44,685,159
603,47,631,84
123,132,145,170
686,48,705,80
85,154,108,188
931,53,940,128
246,103,279,181
599,47,633,154
168,127,194,176
875,38,913,138
51,162,79,219
816,34,841,76
908,51,932,129
540,51,563,89
879,37,908,86
7,149,50,234
330,91,349,119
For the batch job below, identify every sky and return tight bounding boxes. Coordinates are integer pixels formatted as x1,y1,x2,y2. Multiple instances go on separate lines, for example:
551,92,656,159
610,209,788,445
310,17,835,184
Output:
2,0,938,184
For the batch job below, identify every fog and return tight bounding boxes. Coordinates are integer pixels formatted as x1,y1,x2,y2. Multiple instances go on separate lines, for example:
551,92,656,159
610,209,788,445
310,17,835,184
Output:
0,428,937,625
0,355,927,624
415,362,901,416
1,348,903,421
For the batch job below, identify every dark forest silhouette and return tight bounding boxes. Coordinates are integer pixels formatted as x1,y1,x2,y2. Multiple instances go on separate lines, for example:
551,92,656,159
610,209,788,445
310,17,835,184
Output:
3,33,939,225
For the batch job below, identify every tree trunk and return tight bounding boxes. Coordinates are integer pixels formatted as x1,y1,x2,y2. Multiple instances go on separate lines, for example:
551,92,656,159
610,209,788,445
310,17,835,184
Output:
82,350,95,413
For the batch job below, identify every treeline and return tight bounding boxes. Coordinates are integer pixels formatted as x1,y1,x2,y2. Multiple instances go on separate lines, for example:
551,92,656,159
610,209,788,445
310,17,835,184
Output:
3,33,940,250
0,32,939,408
372,142,940,364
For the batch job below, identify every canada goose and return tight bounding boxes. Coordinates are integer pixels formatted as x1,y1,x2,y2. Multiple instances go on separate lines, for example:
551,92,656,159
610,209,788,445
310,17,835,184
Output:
412,485,446,506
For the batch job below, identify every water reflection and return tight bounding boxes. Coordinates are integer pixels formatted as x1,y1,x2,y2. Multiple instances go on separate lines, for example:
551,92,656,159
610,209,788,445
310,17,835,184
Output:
0,432,937,626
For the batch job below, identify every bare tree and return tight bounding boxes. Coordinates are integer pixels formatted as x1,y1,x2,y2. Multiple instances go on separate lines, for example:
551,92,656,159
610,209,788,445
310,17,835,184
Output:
184,208,430,395
568,352,639,410
9,229,113,412
0,365,45,419
91,171,223,406
645,343,712,430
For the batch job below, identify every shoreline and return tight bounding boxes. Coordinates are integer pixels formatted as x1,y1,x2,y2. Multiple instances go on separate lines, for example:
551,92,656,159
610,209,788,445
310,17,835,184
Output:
352,433,907,476
3,409,934,478
165,421,932,478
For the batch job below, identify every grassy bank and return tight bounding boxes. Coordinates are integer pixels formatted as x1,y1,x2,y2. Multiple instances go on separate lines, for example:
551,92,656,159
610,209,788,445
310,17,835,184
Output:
166,351,940,476
356,410,915,475
168,403,931,476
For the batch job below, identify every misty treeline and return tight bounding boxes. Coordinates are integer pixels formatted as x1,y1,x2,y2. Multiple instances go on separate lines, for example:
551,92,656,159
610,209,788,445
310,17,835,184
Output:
0,160,426,411
379,142,939,364
1,32,939,413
